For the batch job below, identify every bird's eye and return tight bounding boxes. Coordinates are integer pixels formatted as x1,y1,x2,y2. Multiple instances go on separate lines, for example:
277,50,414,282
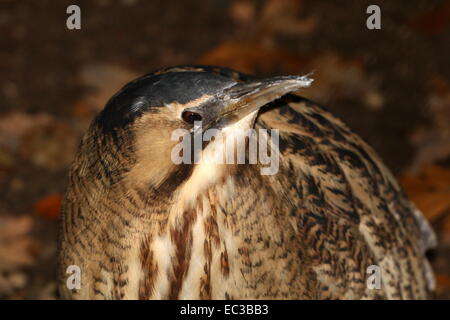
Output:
181,111,202,124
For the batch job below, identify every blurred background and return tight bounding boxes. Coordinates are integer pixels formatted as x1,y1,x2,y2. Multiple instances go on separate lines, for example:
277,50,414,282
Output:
0,0,449,299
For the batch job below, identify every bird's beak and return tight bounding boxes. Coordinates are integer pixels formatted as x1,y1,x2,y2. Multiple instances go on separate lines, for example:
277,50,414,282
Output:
208,75,313,128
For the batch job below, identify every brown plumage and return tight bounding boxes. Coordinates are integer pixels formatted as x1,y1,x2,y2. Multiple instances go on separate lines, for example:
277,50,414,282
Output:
58,65,436,299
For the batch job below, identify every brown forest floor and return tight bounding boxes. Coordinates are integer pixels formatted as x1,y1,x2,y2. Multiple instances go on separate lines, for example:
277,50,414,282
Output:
0,0,449,299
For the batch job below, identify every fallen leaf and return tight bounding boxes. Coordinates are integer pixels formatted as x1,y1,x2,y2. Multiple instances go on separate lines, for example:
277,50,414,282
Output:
298,52,384,109
199,41,302,74
408,0,450,34
34,194,62,220
79,63,139,112
229,0,256,25
72,99,94,118
0,216,34,269
0,112,52,151
408,74,450,171
436,274,450,290
0,112,80,170
399,165,450,222
259,0,317,38
20,121,79,170
0,215,36,297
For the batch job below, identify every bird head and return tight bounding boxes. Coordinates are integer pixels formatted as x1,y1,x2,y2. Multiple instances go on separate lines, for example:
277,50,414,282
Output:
77,66,312,201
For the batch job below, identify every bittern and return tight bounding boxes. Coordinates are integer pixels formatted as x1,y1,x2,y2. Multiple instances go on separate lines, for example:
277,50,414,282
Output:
58,65,436,299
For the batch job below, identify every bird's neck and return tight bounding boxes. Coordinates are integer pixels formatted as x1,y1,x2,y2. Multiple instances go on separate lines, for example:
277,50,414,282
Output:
62,159,288,299
61,124,290,299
